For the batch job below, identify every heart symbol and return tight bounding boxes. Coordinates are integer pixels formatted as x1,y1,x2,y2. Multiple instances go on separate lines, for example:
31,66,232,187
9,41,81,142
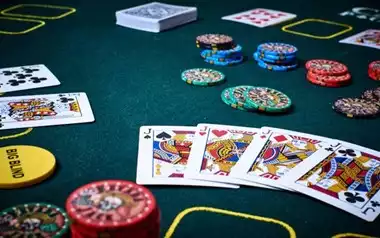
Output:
260,135,267,139
212,130,228,137
199,132,206,136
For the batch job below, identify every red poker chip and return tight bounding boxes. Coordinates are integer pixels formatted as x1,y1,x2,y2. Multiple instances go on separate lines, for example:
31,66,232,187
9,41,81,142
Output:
305,59,348,76
306,73,350,88
307,71,351,84
368,70,380,81
65,180,158,232
369,61,380,74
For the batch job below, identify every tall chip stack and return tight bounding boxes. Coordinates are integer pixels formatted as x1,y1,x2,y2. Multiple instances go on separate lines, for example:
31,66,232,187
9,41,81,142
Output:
196,34,244,66
66,180,160,238
253,42,298,71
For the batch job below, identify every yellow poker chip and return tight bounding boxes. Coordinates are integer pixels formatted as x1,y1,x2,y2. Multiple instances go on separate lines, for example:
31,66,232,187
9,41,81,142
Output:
0,145,56,189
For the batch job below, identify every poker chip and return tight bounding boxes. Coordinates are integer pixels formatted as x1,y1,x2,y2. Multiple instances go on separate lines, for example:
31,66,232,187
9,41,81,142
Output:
0,203,70,237
306,71,351,87
332,97,380,118
361,89,380,106
305,59,348,76
202,45,243,58
181,68,225,86
256,51,297,61
369,61,380,74
65,180,160,238
257,42,298,56
373,87,380,99
221,88,248,111
0,145,56,189
244,87,292,112
196,34,235,50
255,52,296,64
254,52,298,72
202,53,244,66
368,68,380,81
228,86,257,111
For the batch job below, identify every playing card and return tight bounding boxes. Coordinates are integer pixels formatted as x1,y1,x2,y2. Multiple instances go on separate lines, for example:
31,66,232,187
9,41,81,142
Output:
222,8,296,28
339,29,380,50
0,93,94,130
0,64,60,93
119,2,195,21
185,124,271,188
231,127,340,190
136,126,238,188
283,140,380,222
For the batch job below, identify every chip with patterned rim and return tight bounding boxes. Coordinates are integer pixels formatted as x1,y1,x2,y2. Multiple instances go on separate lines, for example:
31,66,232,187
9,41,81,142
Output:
181,68,225,86
244,87,292,112
228,85,257,111
254,53,298,72
221,87,248,111
257,42,298,56
361,89,380,105
305,59,348,76
0,203,70,238
332,97,380,118
196,34,235,50
369,61,380,74
65,180,157,230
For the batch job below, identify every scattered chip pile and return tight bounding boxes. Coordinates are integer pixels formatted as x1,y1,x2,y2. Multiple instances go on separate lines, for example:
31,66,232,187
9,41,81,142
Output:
368,61,380,81
196,34,243,66
306,59,351,87
66,180,160,238
253,42,298,71
221,85,292,113
332,87,380,118
181,68,226,86
0,203,70,237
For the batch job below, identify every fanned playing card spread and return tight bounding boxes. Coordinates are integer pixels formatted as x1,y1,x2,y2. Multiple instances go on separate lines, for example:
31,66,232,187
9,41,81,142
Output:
339,29,380,50
0,64,60,93
115,2,197,33
222,8,296,28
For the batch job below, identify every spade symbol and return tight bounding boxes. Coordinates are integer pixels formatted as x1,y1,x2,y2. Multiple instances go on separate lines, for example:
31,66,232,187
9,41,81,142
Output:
0,123,3,128
144,135,151,139
156,132,171,140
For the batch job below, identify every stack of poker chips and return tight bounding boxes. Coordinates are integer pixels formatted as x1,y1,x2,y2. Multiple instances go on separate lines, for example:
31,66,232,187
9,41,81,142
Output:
66,180,160,238
253,42,298,72
196,34,244,66
332,87,380,118
368,61,380,81
221,85,292,113
0,203,70,237
181,68,226,86
305,59,351,87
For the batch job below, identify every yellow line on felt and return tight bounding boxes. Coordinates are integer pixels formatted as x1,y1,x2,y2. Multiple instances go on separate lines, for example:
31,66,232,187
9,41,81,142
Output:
332,233,378,238
164,206,296,238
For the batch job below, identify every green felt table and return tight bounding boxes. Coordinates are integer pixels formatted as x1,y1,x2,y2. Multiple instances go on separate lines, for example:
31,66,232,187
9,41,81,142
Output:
1,0,380,237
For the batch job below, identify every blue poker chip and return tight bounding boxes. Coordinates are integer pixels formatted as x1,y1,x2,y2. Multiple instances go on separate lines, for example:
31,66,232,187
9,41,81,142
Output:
203,55,244,66
201,50,242,61
254,52,296,64
254,53,298,72
257,42,298,57
255,51,296,62
202,45,243,58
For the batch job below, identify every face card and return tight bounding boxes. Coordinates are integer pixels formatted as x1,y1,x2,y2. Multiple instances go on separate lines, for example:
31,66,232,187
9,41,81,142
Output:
231,127,340,190
222,8,297,28
184,124,271,188
0,64,60,93
339,29,380,50
284,141,380,222
120,2,195,21
136,126,238,188
0,93,94,130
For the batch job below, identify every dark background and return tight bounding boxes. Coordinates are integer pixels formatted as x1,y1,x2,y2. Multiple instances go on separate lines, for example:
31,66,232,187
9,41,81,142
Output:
1,0,380,237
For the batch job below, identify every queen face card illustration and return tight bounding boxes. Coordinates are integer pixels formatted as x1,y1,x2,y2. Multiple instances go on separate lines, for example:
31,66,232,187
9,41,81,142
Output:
185,124,270,188
0,64,61,93
284,141,380,222
0,93,94,130
136,126,238,188
339,29,380,50
231,127,340,190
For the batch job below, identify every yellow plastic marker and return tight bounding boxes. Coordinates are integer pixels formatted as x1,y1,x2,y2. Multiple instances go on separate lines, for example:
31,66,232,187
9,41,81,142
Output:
0,17,45,35
0,145,56,189
1,4,76,20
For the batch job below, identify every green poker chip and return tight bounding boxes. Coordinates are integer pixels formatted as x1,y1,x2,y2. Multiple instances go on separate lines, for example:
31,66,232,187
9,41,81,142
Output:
228,86,257,111
0,203,70,237
221,88,247,111
181,68,225,86
244,87,292,112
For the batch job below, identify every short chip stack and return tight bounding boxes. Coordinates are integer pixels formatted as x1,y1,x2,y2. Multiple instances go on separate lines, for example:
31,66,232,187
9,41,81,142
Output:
332,87,380,118
181,68,226,86
196,34,243,66
221,85,292,113
253,42,298,72
305,59,351,87
66,180,160,238
368,61,380,81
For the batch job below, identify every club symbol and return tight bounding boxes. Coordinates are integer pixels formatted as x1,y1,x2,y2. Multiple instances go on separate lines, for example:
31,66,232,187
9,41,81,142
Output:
22,68,39,74
7,79,26,86
371,201,380,207
59,97,74,103
325,147,334,152
338,149,356,157
29,77,47,83
344,192,365,204
15,73,32,79
1,70,19,76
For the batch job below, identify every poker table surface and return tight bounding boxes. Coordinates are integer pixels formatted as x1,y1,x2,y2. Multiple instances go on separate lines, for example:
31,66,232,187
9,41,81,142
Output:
1,0,380,237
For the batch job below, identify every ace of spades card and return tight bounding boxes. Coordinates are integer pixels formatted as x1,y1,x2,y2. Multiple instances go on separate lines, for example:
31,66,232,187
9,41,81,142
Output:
283,140,380,222
0,64,60,93
231,127,340,190
185,124,270,188
0,93,94,130
136,126,237,188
